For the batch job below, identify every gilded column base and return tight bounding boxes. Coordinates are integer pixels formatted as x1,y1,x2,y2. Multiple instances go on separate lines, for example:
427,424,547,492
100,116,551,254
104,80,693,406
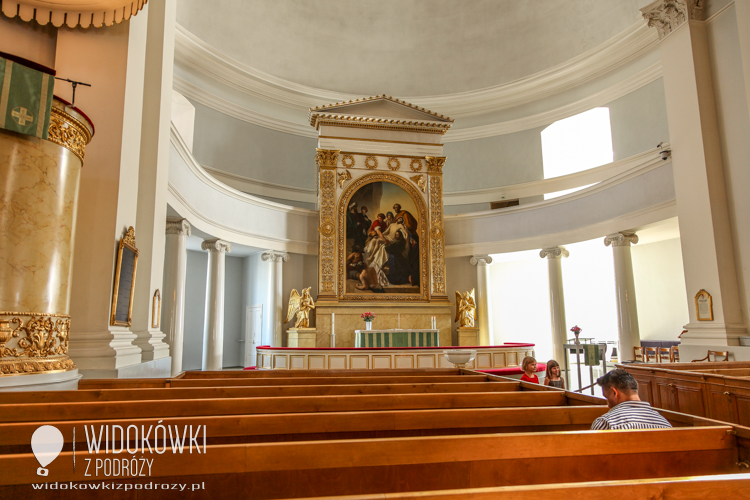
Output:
0,312,76,375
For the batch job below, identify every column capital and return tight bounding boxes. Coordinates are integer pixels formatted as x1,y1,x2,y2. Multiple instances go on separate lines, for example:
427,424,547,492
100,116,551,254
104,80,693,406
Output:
469,255,493,266
315,149,340,168
640,0,705,40
425,156,446,174
261,250,289,263
165,217,191,236
201,239,232,253
540,247,569,259
604,232,639,247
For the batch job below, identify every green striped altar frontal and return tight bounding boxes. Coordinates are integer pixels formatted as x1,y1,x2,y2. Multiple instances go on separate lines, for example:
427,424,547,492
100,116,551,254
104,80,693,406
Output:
0,58,54,139
358,331,439,348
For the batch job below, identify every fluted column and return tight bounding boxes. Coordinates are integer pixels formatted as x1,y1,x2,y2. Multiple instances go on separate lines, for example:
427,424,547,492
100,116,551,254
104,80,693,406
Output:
163,218,191,376
262,251,289,347
470,255,494,345
201,239,232,371
605,232,641,361
540,247,569,363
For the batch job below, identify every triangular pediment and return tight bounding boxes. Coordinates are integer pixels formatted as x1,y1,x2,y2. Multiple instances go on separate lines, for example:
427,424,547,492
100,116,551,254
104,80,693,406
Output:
309,95,453,129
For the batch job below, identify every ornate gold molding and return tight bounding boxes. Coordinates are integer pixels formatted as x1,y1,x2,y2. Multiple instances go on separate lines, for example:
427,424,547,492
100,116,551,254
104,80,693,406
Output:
341,154,355,168
319,169,337,293
410,174,426,193
0,312,75,375
337,172,430,301
387,157,401,171
426,156,446,173
316,120,447,135
47,105,92,164
315,148,340,168
429,175,446,295
365,156,379,169
337,169,352,188
410,159,423,172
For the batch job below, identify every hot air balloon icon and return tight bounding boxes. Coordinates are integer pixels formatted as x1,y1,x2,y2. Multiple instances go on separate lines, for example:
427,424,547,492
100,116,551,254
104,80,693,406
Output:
31,425,64,476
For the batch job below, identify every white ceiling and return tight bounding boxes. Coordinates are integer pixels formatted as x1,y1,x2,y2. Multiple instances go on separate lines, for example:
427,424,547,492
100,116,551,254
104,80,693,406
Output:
176,0,652,97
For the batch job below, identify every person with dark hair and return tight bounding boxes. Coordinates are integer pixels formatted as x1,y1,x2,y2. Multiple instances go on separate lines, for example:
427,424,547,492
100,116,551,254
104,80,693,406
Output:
591,369,672,430
543,359,565,389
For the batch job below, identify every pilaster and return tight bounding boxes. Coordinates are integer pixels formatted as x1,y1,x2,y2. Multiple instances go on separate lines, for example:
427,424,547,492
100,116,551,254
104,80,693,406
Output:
642,0,746,344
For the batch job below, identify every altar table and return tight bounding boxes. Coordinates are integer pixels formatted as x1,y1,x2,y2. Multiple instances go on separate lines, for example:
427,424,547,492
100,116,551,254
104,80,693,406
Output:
355,329,439,348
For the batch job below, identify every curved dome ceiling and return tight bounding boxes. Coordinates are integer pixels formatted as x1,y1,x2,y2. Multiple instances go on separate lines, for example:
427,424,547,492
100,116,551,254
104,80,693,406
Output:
177,0,649,97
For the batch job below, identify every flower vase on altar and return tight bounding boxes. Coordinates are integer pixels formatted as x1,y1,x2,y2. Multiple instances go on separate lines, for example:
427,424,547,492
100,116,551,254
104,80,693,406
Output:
365,321,372,331
361,312,375,332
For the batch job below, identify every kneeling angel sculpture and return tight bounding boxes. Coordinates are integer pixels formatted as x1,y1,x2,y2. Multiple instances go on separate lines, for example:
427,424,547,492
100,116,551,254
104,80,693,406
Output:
285,287,316,328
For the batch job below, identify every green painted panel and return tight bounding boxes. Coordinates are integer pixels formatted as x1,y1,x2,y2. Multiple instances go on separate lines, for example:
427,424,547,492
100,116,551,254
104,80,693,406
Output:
392,332,408,347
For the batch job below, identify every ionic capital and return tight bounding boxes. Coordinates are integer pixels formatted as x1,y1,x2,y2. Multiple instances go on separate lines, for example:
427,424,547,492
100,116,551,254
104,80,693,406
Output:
540,247,569,259
201,239,232,253
641,0,705,40
261,250,289,263
165,217,191,236
315,149,340,168
470,255,493,266
604,232,639,247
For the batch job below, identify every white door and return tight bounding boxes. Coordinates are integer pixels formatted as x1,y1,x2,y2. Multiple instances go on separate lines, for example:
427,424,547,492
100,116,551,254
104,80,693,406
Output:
244,305,263,368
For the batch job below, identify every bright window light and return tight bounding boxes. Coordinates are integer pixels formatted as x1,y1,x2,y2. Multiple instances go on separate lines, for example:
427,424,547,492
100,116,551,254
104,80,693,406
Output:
541,108,613,200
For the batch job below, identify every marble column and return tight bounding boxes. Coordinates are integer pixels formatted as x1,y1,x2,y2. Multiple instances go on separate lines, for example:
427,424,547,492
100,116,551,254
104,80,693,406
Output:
262,251,289,347
540,247,569,363
642,0,746,344
0,98,92,386
605,232,641,362
201,239,232,370
163,218,191,376
470,255,494,346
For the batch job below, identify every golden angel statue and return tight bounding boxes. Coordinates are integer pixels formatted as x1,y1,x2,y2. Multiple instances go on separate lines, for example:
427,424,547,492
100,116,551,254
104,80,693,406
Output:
285,287,316,328
454,289,476,328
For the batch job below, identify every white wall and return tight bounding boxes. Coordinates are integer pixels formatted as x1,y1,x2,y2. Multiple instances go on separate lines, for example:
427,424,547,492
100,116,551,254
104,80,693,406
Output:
183,250,245,370
631,238,689,341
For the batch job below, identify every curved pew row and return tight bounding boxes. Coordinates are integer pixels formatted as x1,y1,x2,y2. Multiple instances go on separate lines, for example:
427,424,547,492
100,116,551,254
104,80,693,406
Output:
0,382,520,404
304,475,750,500
0,426,745,499
178,368,466,379
0,406,609,453
0,391,568,423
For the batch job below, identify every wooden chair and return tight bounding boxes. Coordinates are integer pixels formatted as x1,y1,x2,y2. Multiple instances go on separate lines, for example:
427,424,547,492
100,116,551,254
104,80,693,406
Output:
670,345,680,363
692,350,730,362
644,346,657,363
634,347,644,362
657,347,671,363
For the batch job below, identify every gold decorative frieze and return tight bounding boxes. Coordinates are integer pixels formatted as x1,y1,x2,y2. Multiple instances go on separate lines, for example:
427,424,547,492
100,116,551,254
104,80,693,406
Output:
0,312,76,375
365,156,379,169
47,106,92,163
337,169,352,188
429,175,446,295
315,148,340,168
341,154,355,168
426,156,446,173
410,174,426,193
319,169,337,292
387,157,401,171
410,159,423,172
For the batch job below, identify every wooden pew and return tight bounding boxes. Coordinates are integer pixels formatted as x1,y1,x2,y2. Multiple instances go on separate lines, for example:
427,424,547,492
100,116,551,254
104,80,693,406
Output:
0,381,521,404
179,368,463,379
0,426,741,499
0,406,609,453
303,474,750,499
0,391,568,422
168,375,491,387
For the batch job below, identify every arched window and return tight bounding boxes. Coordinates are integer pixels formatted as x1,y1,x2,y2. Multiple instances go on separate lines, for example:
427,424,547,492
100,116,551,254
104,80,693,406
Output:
541,108,613,199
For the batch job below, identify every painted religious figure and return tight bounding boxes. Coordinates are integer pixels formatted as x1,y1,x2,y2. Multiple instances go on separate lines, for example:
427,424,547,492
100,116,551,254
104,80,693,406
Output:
285,287,315,328
345,182,420,294
455,289,476,327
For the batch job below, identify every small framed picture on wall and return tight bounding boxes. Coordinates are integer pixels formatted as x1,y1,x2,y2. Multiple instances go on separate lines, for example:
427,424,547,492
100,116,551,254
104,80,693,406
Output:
695,289,713,321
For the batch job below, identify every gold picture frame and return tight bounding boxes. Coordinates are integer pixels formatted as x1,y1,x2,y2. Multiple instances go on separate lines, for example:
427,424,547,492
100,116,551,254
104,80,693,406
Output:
110,226,139,327
695,289,713,321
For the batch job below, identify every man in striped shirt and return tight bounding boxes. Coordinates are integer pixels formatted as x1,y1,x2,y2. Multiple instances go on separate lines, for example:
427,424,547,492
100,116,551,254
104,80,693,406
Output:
591,368,672,430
